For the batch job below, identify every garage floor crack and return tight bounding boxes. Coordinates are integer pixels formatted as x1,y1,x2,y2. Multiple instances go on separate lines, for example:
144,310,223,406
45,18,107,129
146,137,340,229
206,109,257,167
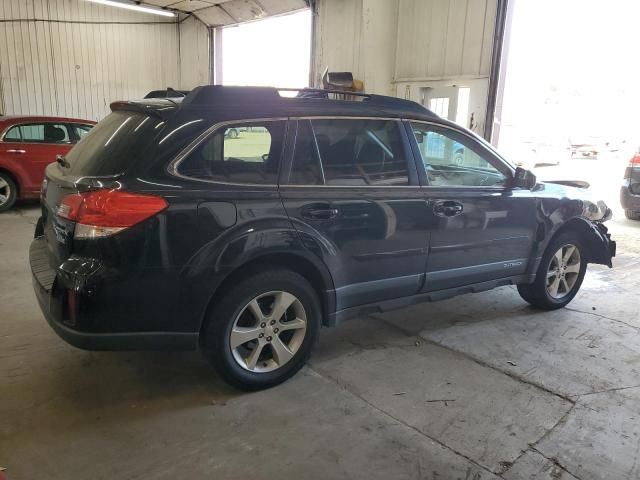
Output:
570,384,640,398
373,314,576,405
529,445,583,480
565,307,640,331
494,394,579,476
306,364,501,478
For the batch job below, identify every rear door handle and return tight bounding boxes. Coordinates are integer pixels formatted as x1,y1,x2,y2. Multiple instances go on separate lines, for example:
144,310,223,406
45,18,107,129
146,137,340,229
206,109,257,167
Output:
6,149,26,154
301,205,339,220
433,200,464,217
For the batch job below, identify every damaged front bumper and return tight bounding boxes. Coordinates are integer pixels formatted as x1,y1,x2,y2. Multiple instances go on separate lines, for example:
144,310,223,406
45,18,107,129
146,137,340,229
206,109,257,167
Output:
589,222,616,267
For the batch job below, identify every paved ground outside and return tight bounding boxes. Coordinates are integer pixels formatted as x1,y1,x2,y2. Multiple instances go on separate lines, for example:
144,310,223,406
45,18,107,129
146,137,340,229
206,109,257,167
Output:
1,156,638,479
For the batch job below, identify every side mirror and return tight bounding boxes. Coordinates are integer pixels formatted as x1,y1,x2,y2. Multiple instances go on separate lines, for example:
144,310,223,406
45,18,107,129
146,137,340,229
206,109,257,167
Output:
513,167,537,189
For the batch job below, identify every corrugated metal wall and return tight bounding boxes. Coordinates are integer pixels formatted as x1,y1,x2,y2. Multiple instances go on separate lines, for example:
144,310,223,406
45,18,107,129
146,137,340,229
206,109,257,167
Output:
179,16,210,90
313,0,398,96
313,0,498,135
395,0,496,81
0,0,210,121
314,0,497,90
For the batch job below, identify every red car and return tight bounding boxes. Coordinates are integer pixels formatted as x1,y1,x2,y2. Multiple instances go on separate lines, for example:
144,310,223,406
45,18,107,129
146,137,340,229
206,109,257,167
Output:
0,116,95,211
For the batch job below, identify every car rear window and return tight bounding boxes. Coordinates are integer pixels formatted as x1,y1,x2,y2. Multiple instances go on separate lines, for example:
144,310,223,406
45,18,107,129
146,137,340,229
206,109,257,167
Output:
65,111,163,176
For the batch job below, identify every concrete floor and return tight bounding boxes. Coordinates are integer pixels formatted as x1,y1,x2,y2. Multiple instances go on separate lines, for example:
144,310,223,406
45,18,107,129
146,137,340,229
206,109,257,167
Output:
2,167,639,479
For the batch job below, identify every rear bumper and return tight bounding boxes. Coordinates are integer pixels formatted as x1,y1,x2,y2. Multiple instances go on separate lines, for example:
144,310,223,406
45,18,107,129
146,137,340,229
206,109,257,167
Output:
30,236,197,351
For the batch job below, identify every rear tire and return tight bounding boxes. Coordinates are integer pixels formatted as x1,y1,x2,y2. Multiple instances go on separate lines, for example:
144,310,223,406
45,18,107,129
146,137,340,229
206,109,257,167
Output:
0,172,17,212
200,269,321,391
518,232,587,310
624,209,640,220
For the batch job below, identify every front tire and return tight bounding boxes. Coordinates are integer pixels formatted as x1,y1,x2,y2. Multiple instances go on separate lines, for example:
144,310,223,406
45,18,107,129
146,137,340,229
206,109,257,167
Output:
518,232,587,310
200,269,321,391
624,209,640,220
0,172,17,212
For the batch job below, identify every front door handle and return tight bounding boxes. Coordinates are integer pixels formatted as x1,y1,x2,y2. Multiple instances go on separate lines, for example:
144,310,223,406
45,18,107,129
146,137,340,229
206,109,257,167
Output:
6,149,26,154
433,200,464,217
301,204,339,220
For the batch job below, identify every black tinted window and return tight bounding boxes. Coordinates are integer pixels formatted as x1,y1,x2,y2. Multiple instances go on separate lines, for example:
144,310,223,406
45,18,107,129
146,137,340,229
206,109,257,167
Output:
309,119,409,186
66,111,163,175
290,120,323,185
178,121,285,185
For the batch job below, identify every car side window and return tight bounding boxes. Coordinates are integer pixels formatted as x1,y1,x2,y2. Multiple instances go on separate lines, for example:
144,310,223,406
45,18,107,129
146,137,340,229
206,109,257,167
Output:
411,123,508,187
178,121,285,185
3,123,71,144
290,120,324,185
290,118,410,186
4,125,22,141
73,124,93,140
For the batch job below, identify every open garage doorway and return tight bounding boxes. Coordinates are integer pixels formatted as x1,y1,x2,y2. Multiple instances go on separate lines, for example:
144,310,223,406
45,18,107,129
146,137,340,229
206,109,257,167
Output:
220,9,312,89
496,0,640,222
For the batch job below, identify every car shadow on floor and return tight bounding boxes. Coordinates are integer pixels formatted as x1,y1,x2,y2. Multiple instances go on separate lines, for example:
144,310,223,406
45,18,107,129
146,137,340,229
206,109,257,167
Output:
313,286,536,364
371,286,532,336
0,285,562,436
0,345,241,437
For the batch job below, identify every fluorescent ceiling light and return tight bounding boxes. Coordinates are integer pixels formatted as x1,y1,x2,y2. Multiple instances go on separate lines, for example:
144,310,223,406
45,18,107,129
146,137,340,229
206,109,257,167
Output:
86,0,176,17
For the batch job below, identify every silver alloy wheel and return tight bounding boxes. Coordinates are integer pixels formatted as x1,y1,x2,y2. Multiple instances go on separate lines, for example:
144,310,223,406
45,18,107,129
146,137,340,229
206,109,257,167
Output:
0,177,10,207
546,244,581,299
229,291,307,373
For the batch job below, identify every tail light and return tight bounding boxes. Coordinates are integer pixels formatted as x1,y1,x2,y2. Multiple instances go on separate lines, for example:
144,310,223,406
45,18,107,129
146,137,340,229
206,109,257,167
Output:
57,189,168,239
629,153,640,167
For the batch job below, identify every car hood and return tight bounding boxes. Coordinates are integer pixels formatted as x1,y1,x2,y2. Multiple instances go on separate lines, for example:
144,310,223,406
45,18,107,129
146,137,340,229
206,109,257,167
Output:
533,181,612,222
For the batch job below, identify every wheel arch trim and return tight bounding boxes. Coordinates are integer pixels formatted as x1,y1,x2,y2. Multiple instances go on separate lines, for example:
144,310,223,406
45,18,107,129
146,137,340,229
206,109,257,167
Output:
197,249,337,334
532,216,615,274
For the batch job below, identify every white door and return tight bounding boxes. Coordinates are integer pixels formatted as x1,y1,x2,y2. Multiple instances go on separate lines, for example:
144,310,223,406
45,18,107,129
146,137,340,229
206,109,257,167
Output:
423,87,459,121
422,86,474,131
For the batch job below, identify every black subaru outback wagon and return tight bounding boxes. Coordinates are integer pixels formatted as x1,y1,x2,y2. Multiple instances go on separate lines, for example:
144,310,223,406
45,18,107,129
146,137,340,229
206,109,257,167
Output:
30,86,616,390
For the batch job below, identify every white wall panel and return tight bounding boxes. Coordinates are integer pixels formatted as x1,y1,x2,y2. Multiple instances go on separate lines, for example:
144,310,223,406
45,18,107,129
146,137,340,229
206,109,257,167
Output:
313,0,397,96
315,0,497,91
0,0,210,120
179,15,210,89
313,0,363,83
395,0,497,80
314,0,498,134
360,0,398,96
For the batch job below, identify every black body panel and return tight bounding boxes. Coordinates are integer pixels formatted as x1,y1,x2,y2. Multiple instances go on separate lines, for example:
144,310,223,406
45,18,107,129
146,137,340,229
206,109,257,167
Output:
621,162,640,212
29,86,616,349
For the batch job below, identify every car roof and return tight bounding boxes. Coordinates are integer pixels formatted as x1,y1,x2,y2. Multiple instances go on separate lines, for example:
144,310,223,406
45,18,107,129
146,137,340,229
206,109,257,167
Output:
0,115,96,125
112,85,440,122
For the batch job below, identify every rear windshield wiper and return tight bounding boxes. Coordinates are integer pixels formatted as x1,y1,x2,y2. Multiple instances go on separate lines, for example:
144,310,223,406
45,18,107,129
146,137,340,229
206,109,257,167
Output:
56,155,70,168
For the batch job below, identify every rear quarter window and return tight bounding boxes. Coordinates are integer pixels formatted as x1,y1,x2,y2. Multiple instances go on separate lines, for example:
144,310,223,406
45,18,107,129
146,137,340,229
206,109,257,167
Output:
65,111,163,176
177,121,285,185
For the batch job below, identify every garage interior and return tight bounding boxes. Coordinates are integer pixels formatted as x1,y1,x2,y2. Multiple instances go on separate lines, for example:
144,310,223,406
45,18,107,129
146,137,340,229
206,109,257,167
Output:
1,1,639,479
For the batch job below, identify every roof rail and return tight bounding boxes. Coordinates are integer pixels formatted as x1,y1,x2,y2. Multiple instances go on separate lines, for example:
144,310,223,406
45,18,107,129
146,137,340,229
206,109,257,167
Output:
287,87,430,115
183,85,430,115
